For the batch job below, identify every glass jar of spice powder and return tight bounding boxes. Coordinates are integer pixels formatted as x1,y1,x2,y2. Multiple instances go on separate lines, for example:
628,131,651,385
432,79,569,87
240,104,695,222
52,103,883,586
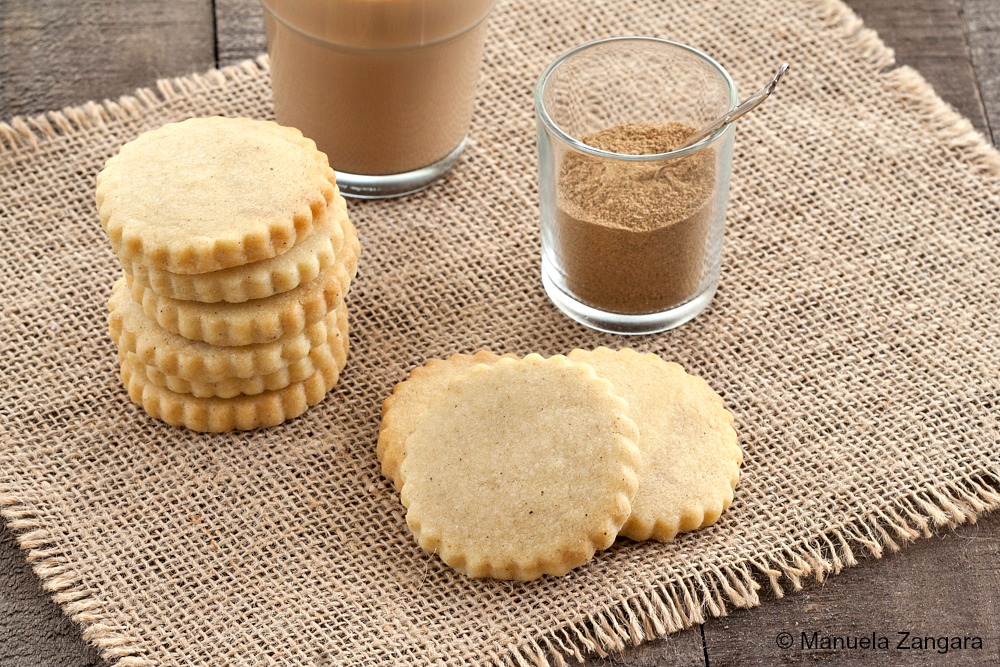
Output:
534,37,738,334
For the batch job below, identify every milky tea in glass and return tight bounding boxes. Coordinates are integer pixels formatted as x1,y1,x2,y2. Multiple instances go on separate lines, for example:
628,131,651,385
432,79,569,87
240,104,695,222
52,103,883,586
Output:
262,0,496,198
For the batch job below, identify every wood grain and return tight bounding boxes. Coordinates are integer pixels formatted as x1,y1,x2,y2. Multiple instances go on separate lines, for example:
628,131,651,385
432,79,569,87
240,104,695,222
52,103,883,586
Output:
850,0,990,134
215,0,266,66
0,0,216,118
592,1,1000,661
0,0,997,666
208,0,996,144
584,631,708,667
0,528,105,667
703,512,1000,666
0,2,213,666
961,0,1000,143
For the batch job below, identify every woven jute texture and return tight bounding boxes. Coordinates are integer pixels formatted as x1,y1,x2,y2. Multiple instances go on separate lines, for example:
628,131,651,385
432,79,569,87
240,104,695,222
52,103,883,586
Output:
2,0,999,665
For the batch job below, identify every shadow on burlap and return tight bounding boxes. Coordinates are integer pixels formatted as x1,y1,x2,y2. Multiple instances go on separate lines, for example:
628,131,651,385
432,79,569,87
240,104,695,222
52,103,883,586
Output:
1,0,998,665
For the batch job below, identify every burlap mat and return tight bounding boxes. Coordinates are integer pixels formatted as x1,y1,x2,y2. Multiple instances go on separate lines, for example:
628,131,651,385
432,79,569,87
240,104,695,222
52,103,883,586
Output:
1,0,998,664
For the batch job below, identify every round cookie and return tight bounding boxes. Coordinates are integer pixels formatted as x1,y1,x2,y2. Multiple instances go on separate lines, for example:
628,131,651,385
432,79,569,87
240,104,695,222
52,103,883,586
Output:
568,347,742,542
125,195,349,304
124,303,349,399
119,351,346,433
399,354,642,581
107,278,336,383
378,350,516,491
125,242,357,347
339,215,361,276
96,116,338,274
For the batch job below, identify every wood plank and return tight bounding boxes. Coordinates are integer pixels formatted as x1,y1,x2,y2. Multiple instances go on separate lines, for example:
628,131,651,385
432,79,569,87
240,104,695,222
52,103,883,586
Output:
0,3,213,666
210,0,997,140
1,0,996,666
211,0,994,139
848,0,991,136
702,0,1000,664
0,0,215,119
703,512,1000,666
583,629,707,667
0,530,105,667
961,0,1000,143
215,0,266,66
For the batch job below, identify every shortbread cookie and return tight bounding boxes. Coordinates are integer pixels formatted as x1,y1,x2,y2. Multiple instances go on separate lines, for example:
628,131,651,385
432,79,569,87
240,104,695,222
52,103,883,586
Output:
568,348,742,542
124,303,349,398
125,195,349,304
96,116,338,274
378,350,516,491
126,244,357,346
340,215,361,275
119,352,344,433
108,279,336,383
399,354,641,581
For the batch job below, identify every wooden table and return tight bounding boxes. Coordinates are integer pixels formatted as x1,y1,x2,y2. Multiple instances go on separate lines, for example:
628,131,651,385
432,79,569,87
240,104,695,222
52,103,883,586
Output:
1,1,997,665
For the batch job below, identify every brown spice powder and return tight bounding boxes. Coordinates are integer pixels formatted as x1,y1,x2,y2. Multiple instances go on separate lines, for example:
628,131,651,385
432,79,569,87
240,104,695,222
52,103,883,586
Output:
554,122,716,314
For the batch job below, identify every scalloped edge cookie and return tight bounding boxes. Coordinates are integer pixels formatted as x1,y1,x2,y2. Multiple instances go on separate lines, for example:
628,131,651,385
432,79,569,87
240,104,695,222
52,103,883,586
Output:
125,195,349,304
125,239,358,346
96,116,338,274
108,278,338,383
398,354,641,581
124,302,349,398
119,349,346,433
568,347,742,542
378,350,516,491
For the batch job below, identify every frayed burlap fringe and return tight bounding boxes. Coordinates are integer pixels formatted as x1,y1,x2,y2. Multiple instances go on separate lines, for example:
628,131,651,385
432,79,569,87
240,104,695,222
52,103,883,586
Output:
502,2,1000,661
818,0,896,71
0,56,270,153
0,52,264,667
1,0,998,665
4,468,997,667
0,493,151,667
512,2,1000,663
817,0,1000,176
502,468,1000,667
886,66,1000,176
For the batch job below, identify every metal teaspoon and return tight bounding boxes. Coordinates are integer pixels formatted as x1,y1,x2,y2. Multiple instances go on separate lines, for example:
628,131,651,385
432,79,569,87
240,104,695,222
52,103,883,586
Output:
675,62,790,150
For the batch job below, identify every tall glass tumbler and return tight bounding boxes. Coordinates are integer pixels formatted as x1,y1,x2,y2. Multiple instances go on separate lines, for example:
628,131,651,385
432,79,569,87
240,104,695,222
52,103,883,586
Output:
262,0,496,199
535,37,738,334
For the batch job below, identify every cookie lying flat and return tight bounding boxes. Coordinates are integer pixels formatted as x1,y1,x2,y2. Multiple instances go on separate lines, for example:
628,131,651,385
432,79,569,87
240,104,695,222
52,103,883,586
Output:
96,116,338,274
568,347,742,542
378,350,516,491
108,279,335,383
119,349,346,433
400,354,641,581
125,241,357,346
124,303,349,399
125,195,349,304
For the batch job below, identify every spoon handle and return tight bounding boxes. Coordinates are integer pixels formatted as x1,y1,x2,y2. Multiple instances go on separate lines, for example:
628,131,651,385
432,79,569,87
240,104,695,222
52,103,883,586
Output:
676,62,789,150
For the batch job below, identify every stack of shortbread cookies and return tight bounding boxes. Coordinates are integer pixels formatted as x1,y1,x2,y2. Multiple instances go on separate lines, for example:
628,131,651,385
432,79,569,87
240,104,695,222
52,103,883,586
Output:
378,349,742,580
97,116,359,432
